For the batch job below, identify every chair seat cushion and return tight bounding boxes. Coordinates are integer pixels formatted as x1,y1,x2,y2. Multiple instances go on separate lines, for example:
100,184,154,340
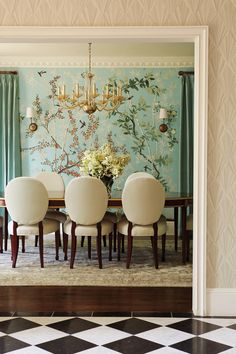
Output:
0,216,3,227
117,215,167,236
64,218,113,237
8,218,60,236
46,210,67,223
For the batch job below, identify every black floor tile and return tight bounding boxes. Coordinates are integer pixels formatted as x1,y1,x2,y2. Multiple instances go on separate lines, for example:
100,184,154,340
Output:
227,323,236,330
133,311,172,317
47,317,100,334
104,336,163,354
37,336,96,354
93,311,131,317
167,318,221,335
107,317,160,334
171,337,232,354
0,335,29,354
0,317,40,334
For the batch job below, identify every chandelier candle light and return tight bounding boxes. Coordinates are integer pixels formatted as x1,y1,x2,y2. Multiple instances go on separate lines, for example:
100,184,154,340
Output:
56,43,126,116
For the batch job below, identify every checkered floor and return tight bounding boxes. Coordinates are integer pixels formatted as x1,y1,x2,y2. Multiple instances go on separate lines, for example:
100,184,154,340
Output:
0,314,236,354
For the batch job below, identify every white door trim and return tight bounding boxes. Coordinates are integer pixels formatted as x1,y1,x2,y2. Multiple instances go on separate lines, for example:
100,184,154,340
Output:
0,26,208,316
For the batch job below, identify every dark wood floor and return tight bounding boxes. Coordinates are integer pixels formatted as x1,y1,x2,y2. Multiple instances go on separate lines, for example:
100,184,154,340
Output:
0,286,192,313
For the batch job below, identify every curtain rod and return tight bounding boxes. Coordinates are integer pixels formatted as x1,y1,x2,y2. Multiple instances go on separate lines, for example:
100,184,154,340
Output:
178,71,194,76
0,71,18,75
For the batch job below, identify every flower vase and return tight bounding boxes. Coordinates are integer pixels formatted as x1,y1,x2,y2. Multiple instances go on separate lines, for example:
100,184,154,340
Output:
101,176,114,198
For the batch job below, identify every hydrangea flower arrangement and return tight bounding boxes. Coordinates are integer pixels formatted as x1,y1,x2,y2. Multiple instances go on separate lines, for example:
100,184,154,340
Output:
80,143,130,180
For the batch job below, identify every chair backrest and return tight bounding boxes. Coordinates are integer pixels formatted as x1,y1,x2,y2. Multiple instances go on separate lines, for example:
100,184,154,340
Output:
125,172,155,185
65,176,108,225
122,177,165,225
5,177,48,225
35,172,65,198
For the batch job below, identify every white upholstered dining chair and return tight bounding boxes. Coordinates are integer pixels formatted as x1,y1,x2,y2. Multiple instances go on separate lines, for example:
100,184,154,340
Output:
117,176,167,269
125,171,155,184
35,171,67,249
64,176,113,269
5,177,60,268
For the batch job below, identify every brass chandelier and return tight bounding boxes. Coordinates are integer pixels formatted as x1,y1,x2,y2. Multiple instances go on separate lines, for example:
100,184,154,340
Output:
56,43,126,116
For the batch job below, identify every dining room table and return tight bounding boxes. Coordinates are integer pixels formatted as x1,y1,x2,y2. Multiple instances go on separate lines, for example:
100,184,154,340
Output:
0,190,193,263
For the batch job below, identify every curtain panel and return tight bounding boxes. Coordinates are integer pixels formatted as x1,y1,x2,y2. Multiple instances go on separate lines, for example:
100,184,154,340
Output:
179,74,194,194
0,73,21,194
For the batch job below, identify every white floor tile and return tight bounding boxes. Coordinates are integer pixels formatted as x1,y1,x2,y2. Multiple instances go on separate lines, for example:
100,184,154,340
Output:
0,317,13,322
200,328,236,347
75,347,120,353
22,316,74,325
137,326,194,345
8,346,50,354
147,348,187,353
221,349,236,353
73,326,131,345
10,326,68,345
82,316,130,326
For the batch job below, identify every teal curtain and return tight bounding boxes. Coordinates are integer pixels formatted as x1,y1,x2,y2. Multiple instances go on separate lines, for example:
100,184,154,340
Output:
0,74,21,195
180,74,194,194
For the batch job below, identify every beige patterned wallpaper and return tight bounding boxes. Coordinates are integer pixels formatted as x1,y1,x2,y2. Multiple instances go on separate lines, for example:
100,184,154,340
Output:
0,0,236,288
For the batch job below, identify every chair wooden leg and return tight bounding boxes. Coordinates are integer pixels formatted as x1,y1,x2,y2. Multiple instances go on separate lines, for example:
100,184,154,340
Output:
126,222,133,269
113,223,117,252
35,235,38,247
96,235,102,269
109,232,112,261
12,221,18,268
63,232,68,261
102,235,107,247
81,236,85,247
38,221,44,268
96,223,102,269
162,233,166,262
21,236,25,253
117,232,121,261
70,221,77,269
153,223,158,269
126,235,133,269
152,235,158,269
0,226,3,253
88,236,91,259
55,230,60,260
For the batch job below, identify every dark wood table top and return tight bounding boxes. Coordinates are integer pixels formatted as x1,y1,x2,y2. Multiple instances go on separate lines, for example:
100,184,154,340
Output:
0,190,193,208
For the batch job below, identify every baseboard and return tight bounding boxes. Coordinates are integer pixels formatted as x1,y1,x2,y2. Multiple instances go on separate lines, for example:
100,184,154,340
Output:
206,288,236,316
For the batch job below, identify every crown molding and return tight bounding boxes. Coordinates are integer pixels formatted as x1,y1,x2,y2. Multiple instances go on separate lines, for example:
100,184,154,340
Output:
0,56,194,68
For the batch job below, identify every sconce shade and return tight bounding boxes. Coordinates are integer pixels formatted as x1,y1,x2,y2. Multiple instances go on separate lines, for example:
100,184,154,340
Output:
26,107,33,118
159,108,168,119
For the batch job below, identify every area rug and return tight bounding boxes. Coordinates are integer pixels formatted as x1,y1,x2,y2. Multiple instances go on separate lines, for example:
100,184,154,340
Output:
0,235,192,287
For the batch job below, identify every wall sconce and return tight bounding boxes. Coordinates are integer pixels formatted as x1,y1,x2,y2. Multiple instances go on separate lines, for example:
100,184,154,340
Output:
26,107,38,132
159,108,168,133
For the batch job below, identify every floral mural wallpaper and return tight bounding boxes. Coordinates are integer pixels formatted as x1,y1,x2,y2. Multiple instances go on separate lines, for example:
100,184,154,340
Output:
18,66,191,192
